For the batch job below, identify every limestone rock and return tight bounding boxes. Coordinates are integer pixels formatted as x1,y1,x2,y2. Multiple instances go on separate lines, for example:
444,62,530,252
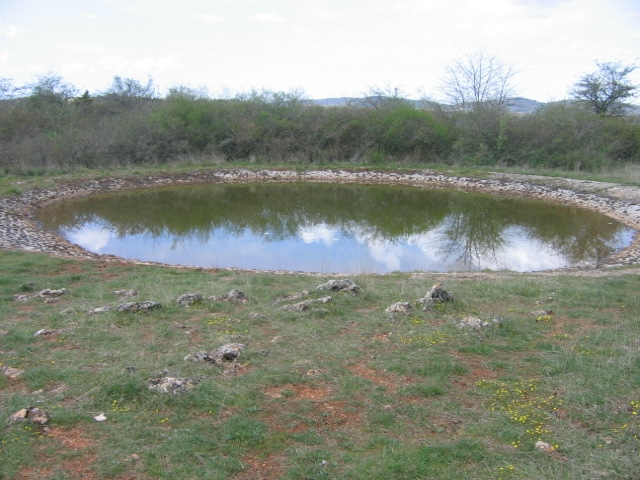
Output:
385,302,412,314
535,440,554,453
456,316,500,330
316,279,360,293
177,293,204,307
113,289,138,297
38,288,67,298
281,301,310,312
418,283,454,305
1,366,24,379
116,301,160,313
89,306,111,314
273,290,310,305
210,289,248,304
280,296,331,311
184,351,217,363
10,406,50,425
217,343,245,361
34,328,63,337
148,377,199,394
185,343,245,363
456,316,484,329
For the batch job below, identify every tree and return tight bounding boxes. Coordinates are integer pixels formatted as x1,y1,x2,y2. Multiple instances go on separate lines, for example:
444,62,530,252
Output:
360,84,414,111
439,50,517,162
440,49,516,112
0,78,22,100
28,74,78,108
103,76,157,108
570,61,638,116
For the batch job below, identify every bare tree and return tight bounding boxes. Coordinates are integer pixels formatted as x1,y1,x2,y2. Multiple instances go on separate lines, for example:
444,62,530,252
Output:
440,50,516,111
0,78,25,114
360,84,413,111
28,74,78,107
103,76,158,108
570,61,638,116
0,78,20,100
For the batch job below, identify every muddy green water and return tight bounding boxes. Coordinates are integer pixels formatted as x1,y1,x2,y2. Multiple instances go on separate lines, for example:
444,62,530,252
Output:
35,183,635,273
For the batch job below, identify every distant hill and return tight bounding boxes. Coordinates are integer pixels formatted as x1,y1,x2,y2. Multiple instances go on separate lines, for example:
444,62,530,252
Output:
312,97,359,107
312,96,545,114
505,97,545,113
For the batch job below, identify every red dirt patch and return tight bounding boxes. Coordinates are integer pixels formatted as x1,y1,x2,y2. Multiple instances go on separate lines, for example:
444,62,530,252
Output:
452,355,499,384
373,332,391,342
57,262,86,276
314,399,364,429
1,378,29,394
234,454,286,480
453,366,500,395
260,382,365,435
263,383,332,401
547,314,604,335
346,362,411,393
46,425,96,450
15,426,98,480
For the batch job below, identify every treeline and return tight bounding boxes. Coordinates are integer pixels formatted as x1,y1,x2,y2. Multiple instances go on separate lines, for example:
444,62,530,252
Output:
0,75,639,172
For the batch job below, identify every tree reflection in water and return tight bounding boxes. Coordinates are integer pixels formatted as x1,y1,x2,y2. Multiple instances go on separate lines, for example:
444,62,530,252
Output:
440,205,507,268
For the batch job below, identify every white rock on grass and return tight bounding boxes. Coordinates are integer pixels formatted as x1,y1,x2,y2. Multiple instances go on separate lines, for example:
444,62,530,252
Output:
184,343,246,363
385,302,412,314
38,288,67,298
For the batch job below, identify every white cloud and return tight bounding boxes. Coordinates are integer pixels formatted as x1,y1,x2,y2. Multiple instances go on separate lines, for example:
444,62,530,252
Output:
252,13,285,23
27,65,46,75
362,237,403,272
61,63,86,75
68,226,112,253
1,0,639,100
303,6,335,20
298,224,339,245
481,237,567,271
54,43,107,54
101,54,129,73
193,13,227,23
0,24,24,38
133,55,180,74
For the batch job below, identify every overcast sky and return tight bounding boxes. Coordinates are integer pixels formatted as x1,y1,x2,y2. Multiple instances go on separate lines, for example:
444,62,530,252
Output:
1,0,639,102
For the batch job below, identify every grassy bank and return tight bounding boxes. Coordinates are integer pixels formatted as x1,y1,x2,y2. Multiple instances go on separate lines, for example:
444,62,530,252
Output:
2,160,640,196
1,248,639,479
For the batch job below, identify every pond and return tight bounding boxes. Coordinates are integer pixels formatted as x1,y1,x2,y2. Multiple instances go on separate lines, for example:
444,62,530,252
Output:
34,182,635,273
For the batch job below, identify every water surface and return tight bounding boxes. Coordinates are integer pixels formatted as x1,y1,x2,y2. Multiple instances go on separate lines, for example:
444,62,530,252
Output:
35,183,635,273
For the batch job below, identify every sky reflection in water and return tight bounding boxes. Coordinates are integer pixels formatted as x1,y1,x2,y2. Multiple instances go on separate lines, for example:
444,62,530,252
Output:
38,183,635,274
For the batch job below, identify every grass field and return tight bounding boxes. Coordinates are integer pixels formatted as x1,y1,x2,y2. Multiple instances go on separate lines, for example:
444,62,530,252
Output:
1,248,640,479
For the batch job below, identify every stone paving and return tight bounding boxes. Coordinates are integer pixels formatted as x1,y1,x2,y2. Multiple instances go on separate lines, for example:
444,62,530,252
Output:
2,169,639,273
